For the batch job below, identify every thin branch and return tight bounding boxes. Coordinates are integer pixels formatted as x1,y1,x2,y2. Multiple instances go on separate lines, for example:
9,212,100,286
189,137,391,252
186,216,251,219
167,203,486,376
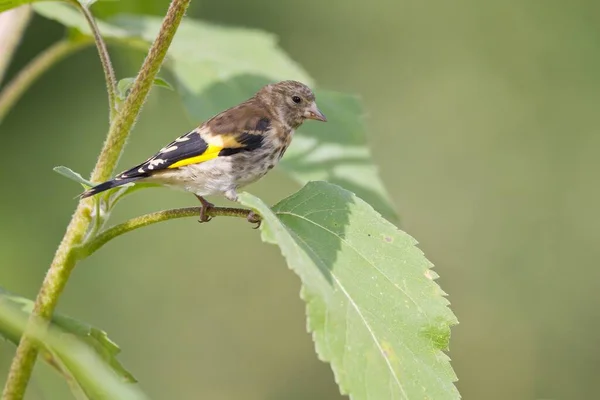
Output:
0,6,32,86
91,0,191,183
80,206,257,258
0,39,92,124
72,1,118,121
1,1,192,399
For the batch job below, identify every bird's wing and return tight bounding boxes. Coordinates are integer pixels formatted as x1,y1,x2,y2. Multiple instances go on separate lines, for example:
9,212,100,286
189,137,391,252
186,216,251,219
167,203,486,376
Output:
116,102,272,180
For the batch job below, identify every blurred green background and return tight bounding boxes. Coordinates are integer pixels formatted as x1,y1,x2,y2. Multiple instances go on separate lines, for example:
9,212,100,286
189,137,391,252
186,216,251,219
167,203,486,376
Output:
1,0,599,399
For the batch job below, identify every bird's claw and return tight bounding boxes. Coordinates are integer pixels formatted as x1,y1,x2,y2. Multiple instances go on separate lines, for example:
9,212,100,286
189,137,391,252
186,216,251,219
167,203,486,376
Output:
195,195,214,223
247,211,261,229
198,205,214,223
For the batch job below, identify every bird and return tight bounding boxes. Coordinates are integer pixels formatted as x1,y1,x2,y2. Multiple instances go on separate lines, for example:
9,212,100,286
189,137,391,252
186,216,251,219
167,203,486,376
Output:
81,80,327,225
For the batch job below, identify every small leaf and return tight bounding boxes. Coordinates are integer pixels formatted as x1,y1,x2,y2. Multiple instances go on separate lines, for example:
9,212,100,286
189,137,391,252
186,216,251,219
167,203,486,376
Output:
0,288,136,384
54,165,94,188
117,76,173,99
151,77,173,90
239,182,459,400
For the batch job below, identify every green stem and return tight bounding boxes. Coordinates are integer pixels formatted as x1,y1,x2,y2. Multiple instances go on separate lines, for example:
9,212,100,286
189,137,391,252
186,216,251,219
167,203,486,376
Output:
1,1,192,399
0,6,32,86
90,0,191,183
72,1,118,121
0,39,91,124
81,206,258,258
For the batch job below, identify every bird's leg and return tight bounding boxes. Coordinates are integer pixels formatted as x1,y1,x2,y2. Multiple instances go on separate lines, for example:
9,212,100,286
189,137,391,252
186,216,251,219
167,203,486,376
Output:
225,189,261,228
195,195,214,223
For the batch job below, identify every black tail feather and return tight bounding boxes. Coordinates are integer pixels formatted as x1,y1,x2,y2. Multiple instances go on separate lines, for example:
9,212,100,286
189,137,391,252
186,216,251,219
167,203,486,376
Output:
80,177,141,198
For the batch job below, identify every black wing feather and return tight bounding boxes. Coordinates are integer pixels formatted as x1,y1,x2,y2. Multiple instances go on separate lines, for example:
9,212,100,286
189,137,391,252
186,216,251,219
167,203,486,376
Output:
117,130,208,179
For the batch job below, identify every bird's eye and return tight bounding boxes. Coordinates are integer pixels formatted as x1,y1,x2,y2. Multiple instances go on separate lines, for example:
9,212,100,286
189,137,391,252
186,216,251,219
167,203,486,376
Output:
292,95,302,104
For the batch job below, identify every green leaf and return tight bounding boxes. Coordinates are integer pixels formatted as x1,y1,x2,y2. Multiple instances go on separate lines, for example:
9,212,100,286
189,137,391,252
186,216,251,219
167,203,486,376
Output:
0,299,147,399
109,14,313,90
0,0,53,13
54,165,94,188
117,76,173,99
33,3,133,39
0,288,136,385
147,76,172,90
33,3,311,86
239,182,459,400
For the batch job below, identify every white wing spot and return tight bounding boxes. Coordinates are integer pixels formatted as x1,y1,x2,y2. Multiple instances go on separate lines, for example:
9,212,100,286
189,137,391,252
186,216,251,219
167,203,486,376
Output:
147,158,166,170
175,136,190,142
161,145,178,153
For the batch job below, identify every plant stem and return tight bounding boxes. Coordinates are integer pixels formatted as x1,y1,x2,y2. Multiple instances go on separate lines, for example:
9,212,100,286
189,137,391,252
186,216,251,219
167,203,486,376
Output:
72,1,118,121
0,6,32,86
81,206,257,257
1,1,191,399
91,0,191,183
0,39,91,124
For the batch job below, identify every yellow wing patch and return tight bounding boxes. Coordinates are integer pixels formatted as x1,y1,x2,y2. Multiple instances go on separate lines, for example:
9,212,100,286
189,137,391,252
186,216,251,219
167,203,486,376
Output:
167,143,223,169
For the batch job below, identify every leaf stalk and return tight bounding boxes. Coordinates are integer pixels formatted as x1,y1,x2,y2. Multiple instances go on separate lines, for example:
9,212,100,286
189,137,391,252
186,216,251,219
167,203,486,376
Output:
71,0,118,121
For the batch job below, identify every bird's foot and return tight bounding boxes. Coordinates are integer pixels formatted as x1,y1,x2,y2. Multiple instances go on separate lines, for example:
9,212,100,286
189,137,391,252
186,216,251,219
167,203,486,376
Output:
247,211,261,229
195,195,214,223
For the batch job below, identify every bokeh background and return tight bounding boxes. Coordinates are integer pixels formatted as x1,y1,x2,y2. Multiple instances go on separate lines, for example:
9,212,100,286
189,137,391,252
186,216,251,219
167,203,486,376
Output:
1,0,599,399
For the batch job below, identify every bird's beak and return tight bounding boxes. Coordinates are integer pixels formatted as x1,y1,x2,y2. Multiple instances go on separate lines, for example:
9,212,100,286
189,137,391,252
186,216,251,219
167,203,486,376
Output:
305,102,327,122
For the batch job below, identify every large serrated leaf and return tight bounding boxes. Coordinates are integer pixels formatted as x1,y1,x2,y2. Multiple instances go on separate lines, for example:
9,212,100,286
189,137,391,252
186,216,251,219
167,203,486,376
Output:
108,14,313,90
239,182,459,399
33,3,311,86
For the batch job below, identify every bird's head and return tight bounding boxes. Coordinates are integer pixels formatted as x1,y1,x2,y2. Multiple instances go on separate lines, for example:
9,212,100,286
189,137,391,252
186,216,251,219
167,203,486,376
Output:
257,80,327,128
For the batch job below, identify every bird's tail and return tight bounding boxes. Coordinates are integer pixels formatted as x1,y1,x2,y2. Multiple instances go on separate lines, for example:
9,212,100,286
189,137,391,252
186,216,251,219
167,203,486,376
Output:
80,177,142,198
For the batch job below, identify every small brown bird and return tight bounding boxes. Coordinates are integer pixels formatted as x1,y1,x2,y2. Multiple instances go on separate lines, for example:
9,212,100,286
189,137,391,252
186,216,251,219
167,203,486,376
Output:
81,80,327,223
